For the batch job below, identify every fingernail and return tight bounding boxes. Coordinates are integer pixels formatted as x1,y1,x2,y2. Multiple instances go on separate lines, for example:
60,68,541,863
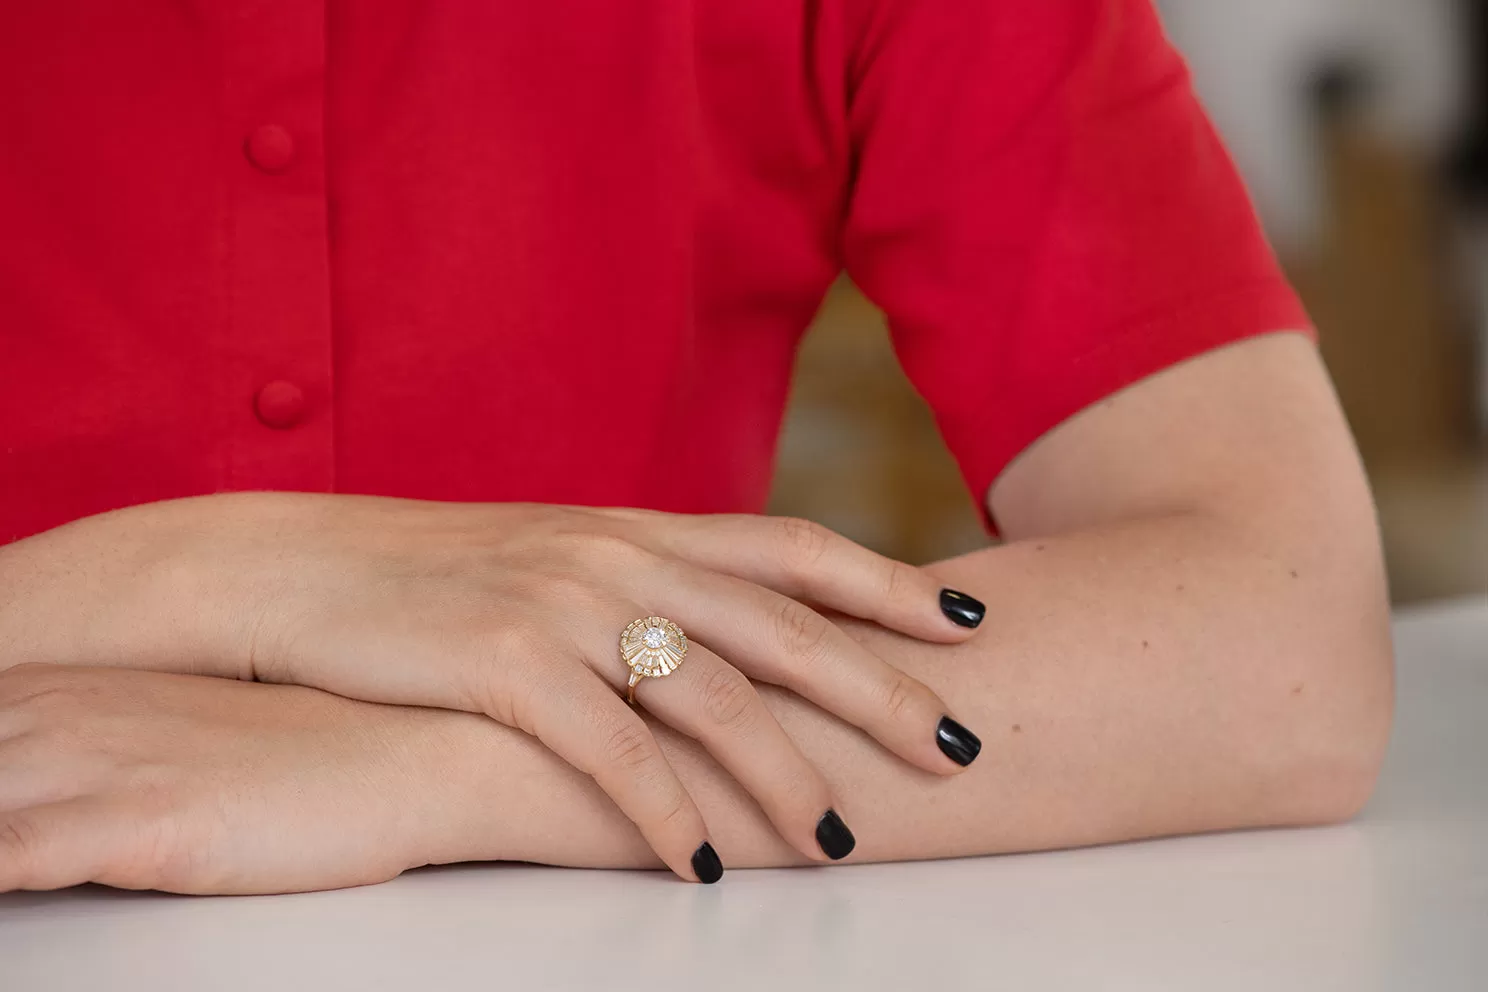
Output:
939,589,985,629
692,842,724,884
815,809,856,860
936,715,982,767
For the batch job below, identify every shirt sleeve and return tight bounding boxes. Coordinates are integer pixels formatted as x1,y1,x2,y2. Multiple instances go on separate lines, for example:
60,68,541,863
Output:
840,0,1312,524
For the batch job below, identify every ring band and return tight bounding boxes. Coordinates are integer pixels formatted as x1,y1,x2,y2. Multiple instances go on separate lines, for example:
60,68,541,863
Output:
620,616,688,704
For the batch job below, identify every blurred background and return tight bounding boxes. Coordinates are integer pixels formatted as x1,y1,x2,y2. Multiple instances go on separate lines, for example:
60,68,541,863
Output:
769,0,1488,604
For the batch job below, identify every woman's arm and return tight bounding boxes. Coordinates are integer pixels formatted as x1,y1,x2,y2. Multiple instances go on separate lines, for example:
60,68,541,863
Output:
448,332,1392,869
0,334,1391,889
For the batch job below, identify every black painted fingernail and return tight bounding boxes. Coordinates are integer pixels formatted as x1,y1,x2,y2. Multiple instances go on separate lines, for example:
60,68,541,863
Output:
940,589,986,629
692,842,724,884
936,715,982,767
815,809,856,860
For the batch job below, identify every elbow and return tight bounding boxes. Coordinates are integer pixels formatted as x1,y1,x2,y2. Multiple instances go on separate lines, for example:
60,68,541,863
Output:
1204,465,1398,830
1284,652,1394,827
1265,579,1396,828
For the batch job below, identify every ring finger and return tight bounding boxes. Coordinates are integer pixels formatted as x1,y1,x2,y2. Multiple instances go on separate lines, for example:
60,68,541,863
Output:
590,609,856,863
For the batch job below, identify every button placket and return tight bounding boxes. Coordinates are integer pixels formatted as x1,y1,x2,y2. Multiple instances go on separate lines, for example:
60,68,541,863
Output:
217,1,335,492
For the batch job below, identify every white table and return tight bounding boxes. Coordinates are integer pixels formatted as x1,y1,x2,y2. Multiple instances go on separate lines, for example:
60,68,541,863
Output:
2,599,1485,991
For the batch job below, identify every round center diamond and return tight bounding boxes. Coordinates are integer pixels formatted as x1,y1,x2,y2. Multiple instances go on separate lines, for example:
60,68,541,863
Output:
641,627,668,650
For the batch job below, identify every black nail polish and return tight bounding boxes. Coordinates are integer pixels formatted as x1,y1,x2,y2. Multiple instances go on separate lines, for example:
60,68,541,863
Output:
691,842,724,884
936,715,982,767
939,589,986,629
815,809,856,860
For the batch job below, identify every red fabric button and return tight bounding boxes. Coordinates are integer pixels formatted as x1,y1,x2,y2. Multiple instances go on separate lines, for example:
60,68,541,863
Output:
245,125,295,172
254,380,306,429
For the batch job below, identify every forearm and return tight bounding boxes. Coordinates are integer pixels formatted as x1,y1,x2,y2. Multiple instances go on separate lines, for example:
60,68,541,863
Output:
0,495,279,678
0,500,1390,878
423,509,1393,870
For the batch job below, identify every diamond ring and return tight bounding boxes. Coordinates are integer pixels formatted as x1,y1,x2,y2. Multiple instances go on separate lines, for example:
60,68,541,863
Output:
619,616,688,704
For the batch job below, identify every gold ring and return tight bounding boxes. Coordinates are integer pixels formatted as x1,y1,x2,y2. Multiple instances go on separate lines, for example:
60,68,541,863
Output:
620,616,688,704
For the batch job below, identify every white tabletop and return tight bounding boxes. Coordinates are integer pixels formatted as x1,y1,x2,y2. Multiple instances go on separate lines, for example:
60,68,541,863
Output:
3,598,1485,991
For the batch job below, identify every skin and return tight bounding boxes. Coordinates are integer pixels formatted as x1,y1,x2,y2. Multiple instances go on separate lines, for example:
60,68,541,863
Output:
0,332,1395,893
0,490,985,881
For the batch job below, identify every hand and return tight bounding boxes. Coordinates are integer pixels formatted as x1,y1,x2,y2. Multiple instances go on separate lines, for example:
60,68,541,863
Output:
189,495,987,881
0,664,450,894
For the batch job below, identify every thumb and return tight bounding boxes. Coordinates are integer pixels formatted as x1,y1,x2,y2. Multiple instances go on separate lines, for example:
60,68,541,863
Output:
0,798,134,892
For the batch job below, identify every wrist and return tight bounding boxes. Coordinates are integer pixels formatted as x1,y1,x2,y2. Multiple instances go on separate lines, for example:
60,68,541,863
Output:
383,706,525,869
400,704,653,871
0,495,286,678
152,491,330,679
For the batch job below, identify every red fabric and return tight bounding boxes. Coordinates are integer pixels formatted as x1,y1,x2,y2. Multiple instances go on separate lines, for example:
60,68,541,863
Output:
0,1,1309,545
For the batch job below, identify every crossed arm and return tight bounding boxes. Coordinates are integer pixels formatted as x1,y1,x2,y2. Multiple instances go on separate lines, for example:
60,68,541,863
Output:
0,333,1393,892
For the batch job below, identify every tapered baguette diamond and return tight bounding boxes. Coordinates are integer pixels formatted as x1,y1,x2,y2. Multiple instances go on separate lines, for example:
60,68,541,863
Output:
620,617,688,701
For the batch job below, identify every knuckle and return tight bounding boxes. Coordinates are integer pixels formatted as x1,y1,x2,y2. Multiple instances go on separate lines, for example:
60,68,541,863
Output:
596,505,664,529
581,533,654,571
503,525,578,566
775,517,831,574
8,689,84,735
0,664,69,705
16,687,73,723
529,528,612,576
597,719,659,775
490,622,545,666
698,667,756,730
464,627,538,726
883,673,924,722
0,814,36,861
774,600,831,668
498,674,544,738
772,773,825,818
528,572,592,610
656,792,696,834
7,726,75,767
537,523,594,554
881,560,917,602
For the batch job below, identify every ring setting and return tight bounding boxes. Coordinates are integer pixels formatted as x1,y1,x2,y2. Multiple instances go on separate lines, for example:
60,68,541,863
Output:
620,616,688,703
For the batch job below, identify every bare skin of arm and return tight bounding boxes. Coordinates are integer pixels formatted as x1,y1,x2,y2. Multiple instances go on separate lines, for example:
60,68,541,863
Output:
0,333,1393,890
427,332,1393,869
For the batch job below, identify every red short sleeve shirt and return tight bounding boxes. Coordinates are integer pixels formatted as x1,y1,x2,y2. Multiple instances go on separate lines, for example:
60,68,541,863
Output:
0,1,1308,543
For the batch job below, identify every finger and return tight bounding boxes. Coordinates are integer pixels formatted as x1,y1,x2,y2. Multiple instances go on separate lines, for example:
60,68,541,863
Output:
0,733,89,812
514,664,723,884
0,798,128,892
607,510,986,642
615,638,853,863
647,563,983,775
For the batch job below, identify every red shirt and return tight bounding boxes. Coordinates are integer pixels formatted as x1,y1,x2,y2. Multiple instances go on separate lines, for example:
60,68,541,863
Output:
0,1,1307,544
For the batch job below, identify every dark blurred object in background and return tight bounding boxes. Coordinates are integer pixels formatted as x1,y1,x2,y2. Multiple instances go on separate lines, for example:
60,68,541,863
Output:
1448,0,1488,207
